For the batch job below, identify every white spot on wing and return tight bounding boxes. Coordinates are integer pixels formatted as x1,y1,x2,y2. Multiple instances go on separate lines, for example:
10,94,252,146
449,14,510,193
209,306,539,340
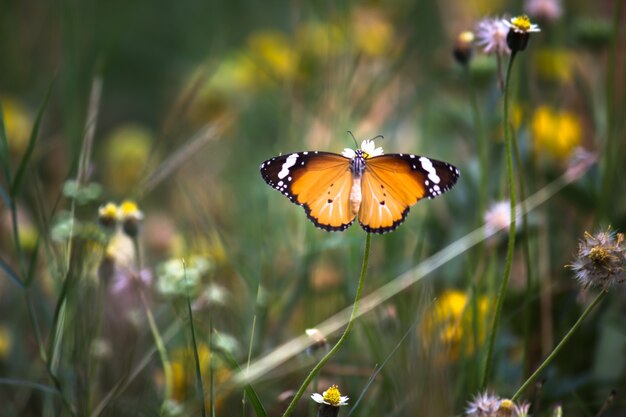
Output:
419,157,441,184
278,153,299,179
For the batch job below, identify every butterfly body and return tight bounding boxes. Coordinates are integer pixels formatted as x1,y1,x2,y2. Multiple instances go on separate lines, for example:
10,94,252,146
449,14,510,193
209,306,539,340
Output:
260,140,459,234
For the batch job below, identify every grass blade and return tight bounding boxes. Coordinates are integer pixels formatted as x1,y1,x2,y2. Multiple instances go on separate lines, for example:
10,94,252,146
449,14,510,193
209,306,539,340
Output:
184,259,207,417
0,377,59,395
220,349,268,417
10,78,55,197
346,316,415,417
24,236,41,287
0,256,25,289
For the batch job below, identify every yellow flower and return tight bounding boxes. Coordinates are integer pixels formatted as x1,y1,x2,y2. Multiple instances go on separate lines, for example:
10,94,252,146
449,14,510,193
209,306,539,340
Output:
498,399,515,416
421,290,490,360
311,385,349,407
503,15,541,52
98,202,119,230
0,325,13,359
505,15,540,33
102,125,153,195
169,344,230,411
453,31,475,66
534,48,573,83
1,97,32,154
246,30,298,82
531,106,582,160
352,8,394,56
119,200,143,221
296,21,345,58
119,200,144,238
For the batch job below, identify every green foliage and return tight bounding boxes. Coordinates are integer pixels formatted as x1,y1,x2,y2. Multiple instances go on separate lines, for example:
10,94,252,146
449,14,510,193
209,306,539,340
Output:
0,1,625,417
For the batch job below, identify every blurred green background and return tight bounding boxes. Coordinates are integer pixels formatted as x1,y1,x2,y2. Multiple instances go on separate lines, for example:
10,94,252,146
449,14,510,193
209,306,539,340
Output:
1,0,625,416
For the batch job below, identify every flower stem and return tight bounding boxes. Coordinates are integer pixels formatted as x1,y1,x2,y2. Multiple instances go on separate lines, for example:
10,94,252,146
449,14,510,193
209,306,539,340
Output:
511,290,607,401
282,233,372,417
481,50,518,390
141,290,173,410
511,127,535,377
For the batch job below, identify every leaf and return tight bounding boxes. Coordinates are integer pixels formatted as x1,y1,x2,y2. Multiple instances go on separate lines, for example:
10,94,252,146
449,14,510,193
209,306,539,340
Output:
220,349,268,417
11,78,55,197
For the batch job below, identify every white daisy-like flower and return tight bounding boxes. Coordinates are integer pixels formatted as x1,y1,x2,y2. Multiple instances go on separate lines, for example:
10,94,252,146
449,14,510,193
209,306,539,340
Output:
503,15,541,33
568,228,626,289
513,401,531,417
341,139,384,158
360,139,384,158
475,17,510,55
311,385,349,407
465,391,501,416
484,200,521,235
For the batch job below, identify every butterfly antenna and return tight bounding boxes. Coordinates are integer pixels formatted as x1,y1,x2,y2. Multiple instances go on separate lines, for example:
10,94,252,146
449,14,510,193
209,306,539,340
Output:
370,134,384,142
347,131,358,147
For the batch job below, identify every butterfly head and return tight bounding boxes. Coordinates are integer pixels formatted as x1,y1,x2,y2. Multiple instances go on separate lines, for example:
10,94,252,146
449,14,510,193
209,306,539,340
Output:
341,139,384,159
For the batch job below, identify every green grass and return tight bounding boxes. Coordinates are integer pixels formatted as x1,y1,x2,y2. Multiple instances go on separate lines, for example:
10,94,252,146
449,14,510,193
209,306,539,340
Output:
0,1,625,416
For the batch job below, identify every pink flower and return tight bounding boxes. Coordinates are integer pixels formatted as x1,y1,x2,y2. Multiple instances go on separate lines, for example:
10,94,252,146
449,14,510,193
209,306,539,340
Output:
475,17,510,55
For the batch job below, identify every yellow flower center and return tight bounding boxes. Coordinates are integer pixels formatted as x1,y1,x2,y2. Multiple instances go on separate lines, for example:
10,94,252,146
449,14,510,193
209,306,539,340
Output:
323,385,342,406
589,247,611,265
99,202,119,220
458,31,475,44
511,15,532,31
120,200,141,218
498,399,515,416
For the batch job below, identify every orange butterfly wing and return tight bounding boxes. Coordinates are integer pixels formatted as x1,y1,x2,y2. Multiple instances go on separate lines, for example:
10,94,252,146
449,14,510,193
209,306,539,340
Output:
260,152,356,231
358,154,460,233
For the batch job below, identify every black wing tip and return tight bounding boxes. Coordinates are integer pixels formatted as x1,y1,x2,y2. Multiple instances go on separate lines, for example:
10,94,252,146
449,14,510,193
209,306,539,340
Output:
424,162,460,199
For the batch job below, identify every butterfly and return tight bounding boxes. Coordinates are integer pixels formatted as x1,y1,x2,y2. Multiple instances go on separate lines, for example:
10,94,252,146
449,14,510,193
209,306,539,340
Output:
260,138,460,234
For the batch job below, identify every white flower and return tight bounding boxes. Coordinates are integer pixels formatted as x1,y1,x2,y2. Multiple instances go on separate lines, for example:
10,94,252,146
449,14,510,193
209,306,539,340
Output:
484,200,521,234
311,385,349,407
360,139,384,157
465,391,500,416
341,147,356,158
569,228,626,289
475,17,510,55
341,139,384,158
503,15,541,33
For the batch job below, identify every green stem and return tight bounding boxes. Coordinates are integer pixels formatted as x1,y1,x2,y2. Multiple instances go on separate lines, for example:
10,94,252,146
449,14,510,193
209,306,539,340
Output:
141,291,173,409
481,50,518,390
512,128,534,377
511,290,607,401
184,260,207,417
282,233,371,417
